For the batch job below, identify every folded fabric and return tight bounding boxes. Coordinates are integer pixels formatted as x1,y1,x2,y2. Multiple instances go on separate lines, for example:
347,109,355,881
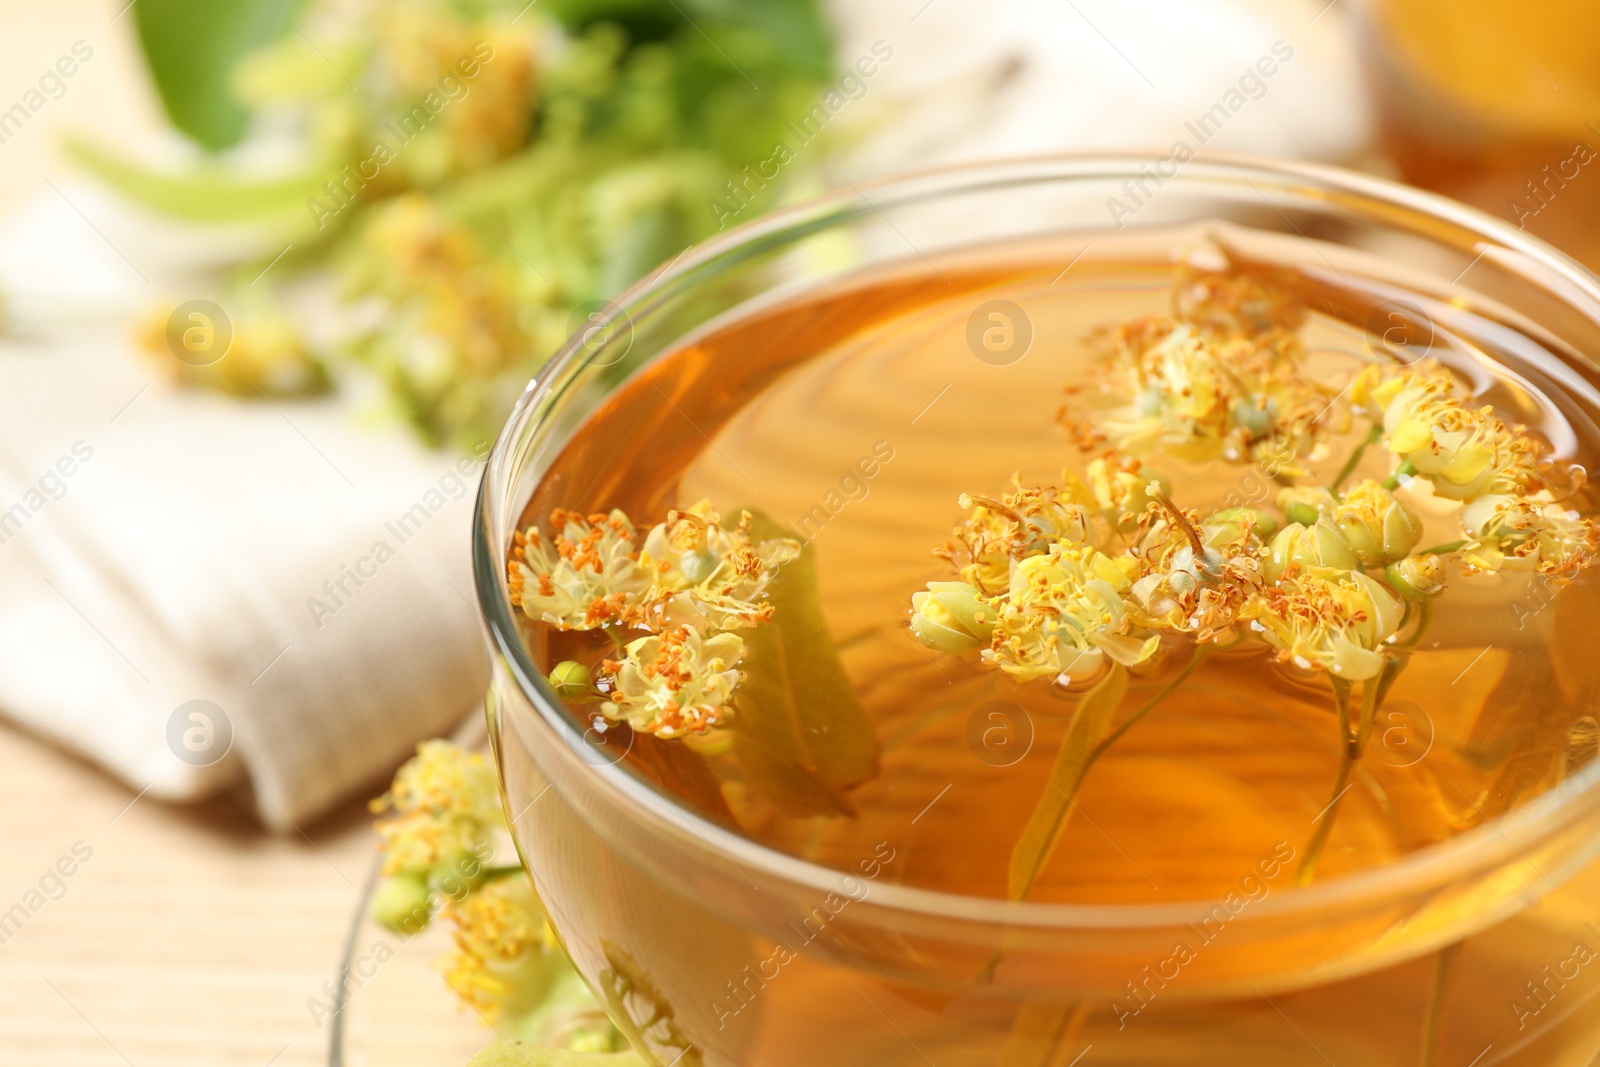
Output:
0,186,487,827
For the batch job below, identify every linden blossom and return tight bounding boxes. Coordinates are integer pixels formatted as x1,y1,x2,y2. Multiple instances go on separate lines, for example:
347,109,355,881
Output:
304,40,497,230
911,263,1600,892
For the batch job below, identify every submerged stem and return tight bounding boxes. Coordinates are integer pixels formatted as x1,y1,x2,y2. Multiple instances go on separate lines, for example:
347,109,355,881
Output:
1351,661,1385,758
1333,424,1383,494
1088,645,1213,764
1296,677,1357,886
1007,647,1211,902
1420,942,1463,1067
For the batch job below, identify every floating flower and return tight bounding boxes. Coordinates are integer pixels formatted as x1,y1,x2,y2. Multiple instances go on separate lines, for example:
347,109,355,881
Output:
1385,553,1446,600
938,482,1094,595
1244,565,1404,680
1278,480,1421,566
1357,362,1543,501
1075,455,1170,524
511,501,799,633
982,544,1159,683
1460,494,1600,580
1264,517,1361,582
1173,265,1306,341
597,626,745,738
1091,269,1332,468
635,501,801,629
1278,485,1336,528
371,740,504,878
1127,504,1268,642
509,509,652,629
910,581,996,654
1333,480,1423,565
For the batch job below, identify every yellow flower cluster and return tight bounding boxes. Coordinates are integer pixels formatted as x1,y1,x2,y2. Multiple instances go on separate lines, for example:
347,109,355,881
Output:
913,484,1271,684
135,298,328,398
1242,566,1404,681
917,271,1598,688
442,874,559,1017
510,501,798,632
1351,360,1597,581
510,501,799,738
346,195,535,443
371,740,504,878
1091,268,1334,473
599,627,745,739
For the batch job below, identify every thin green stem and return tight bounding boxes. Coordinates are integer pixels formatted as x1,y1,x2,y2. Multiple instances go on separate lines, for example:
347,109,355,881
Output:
1333,424,1383,494
1419,540,1466,555
1381,459,1417,490
1296,677,1354,887
1301,672,1385,883
1350,660,1385,759
479,864,526,881
1087,645,1212,763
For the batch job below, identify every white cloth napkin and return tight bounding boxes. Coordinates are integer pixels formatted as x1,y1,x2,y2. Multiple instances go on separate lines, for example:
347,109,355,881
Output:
0,186,488,828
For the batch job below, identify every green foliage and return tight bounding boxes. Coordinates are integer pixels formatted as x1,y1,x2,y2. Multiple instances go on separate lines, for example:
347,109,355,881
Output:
97,0,836,447
131,0,302,151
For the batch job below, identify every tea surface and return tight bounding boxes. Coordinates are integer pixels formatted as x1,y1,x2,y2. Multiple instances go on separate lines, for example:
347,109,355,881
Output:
514,232,1600,905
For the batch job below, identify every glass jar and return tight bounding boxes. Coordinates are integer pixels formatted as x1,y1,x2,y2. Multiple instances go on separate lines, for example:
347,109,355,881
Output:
473,154,1600,1067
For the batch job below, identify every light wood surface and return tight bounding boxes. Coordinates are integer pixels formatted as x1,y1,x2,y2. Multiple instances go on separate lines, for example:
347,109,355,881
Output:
0,715,496,1067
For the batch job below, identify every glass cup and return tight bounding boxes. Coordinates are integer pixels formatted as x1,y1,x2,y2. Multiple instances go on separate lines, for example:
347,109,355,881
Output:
473,154,1600,1066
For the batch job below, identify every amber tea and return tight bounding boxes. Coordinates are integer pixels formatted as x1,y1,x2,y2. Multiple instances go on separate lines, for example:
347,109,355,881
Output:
501,228,1600,1066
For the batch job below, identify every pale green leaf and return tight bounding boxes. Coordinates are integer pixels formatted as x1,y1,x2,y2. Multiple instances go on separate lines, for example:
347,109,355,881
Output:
1007,663,1129,900
731,511,879,816
64,137,329,226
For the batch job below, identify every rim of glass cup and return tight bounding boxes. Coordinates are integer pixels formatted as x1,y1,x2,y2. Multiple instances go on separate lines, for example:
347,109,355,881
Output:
474,150,1600,931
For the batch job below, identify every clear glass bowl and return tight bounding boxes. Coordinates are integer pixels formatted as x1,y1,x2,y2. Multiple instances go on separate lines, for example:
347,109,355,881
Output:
473,154,1600,1067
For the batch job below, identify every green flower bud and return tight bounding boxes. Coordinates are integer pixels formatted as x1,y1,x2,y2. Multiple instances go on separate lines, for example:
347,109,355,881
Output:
1204,506,1276,545
1385,554,1446,600
548,661,593,700
1284,501,1320,527
678,547,720,584
371,871,433,934
1265,517,1360,581
1331,480,1422,566
1231,396,1277,439
910,581,996,654
1277,486,1335,530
